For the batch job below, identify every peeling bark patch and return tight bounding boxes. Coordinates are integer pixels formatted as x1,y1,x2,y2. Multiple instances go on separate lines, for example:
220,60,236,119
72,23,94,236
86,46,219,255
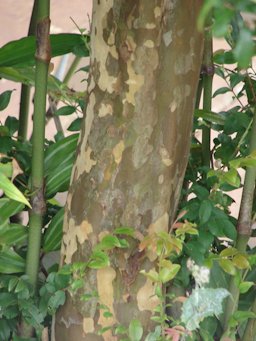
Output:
80,220,93,242
159,147,172,166
170,101,177,112
148,212,169,235
158,174,164,184
62,219,92,264
132,125,153,169
83,317,95,334
112,140,125,164
97,267,116,327
163,30,172,47
174,54,194,75
146,23,156,29
137,278,159,311
154,7,161,18
84,147,97,173
144,40,155,48
99,103,113,117
124,36,144,105
92,0,117,93
76,93,96,179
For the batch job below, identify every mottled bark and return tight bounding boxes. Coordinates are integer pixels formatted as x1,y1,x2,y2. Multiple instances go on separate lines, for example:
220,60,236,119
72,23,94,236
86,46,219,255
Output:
55,0,203,340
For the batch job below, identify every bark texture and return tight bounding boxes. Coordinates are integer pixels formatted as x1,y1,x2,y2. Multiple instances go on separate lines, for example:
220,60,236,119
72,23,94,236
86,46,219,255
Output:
55,0,203,340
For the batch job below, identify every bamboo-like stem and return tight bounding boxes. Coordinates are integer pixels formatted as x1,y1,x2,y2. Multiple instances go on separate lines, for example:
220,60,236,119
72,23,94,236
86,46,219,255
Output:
242,295,256,341
18,0,39,141
195,75,203,110
223,107,256,332
63,55,81,84
26,0,51,292
201,15,213,168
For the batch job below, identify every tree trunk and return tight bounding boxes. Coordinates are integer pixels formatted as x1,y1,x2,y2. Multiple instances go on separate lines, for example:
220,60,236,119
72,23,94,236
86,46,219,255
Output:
55,0,203,340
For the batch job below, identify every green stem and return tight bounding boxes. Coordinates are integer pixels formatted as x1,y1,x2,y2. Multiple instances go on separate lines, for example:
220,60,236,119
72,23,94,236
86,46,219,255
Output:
45,56,81,136
195,75,203,110
202,15,213,168
63,55,81,84
242,296,256,341
26,0,50,292
223,107,256,332
18,0,39,141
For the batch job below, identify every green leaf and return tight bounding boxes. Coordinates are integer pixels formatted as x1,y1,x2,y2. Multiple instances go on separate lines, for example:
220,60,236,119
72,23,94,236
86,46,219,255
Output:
239,281,254,294
219,259,236,275
44,134,78,197
0,224,27,246
232,254,250,269
128,319,143,341
43,207,64,252
213,50,236,64
5,116,19,135
212,6,234,37
181,287,230,331
0,90,13,111
220,247,238,258
44,134,78,176
0,34,90,67
113,227,134,236
140,269,159,282
233,28,254,68
0,249,25,273
222,168,240,188
55,105,76,116
0,162,12,178
115,325,127,335
88,251,109,269
232,310,256,323
48,290,66,313
97,235,125,251
159,263,180,283
197,0,218,31
67,117,82,132
199,200,212,225
145,326,162,341
0,292,17,307
0,172,31,208
194,109,226,125
0,319,16,341
8,276,19,292
212,87,230,98
208,260,229,289
45,162,73,197
0,198,24,224
70,278,84,292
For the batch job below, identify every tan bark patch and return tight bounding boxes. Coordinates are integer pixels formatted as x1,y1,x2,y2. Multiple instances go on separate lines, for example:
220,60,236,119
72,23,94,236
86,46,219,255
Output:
137,278,159,311
91,0,117,93
75,93,96,179
98,103,113,118
62,219,92,264
124,36,144,105
154,7,161,18
112,141,125,164
148,212,169,235
144,40,155,48
84,147,97,173
145,23,156,29
160,147,173,166
83,317,95,334
79,220,93,243
97,267,116,327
